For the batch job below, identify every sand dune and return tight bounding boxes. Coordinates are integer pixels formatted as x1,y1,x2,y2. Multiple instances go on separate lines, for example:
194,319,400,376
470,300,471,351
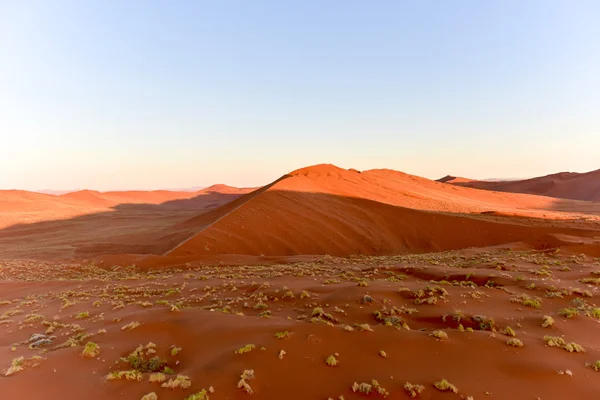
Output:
0,185,255,229
3,165,600,260
3,165,600,400
168,165,600,258
441,169,600,202
0,185,256,259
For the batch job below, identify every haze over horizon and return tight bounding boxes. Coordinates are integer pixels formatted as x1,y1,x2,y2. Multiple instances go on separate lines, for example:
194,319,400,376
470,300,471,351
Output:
2,1,599,191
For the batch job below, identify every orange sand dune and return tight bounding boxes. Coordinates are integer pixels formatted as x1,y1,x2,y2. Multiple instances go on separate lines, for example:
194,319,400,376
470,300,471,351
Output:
168,164,600,258
0,185,255,230
61,186,255,207
446,169,600,202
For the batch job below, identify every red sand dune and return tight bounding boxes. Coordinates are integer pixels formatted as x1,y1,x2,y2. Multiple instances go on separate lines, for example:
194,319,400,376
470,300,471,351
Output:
168,164,600,258
441,169,600,202
3,165,600,260
0,185,255,229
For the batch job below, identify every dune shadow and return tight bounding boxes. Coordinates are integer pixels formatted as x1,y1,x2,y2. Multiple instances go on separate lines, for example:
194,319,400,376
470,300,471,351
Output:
0,191,246,259
542,198,600,218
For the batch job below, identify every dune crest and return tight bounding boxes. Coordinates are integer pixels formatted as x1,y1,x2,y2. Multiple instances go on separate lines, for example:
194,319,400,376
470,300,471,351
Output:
168,164,600,258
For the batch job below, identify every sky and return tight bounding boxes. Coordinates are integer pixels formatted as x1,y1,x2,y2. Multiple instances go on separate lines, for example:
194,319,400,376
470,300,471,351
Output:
1,0,599,191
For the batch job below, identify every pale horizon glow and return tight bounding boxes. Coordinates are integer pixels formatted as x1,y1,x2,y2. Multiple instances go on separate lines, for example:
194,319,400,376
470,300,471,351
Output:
1,1,599,191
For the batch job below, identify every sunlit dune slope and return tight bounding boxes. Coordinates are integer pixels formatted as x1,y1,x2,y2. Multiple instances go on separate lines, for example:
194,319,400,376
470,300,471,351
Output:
168,164,600,257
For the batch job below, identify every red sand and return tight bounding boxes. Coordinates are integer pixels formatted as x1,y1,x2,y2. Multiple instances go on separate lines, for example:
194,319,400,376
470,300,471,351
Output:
3,164,600,261
2,164,600,399
169,164,600,259
444,169,600,202
0,185,256,259
2,249,600,399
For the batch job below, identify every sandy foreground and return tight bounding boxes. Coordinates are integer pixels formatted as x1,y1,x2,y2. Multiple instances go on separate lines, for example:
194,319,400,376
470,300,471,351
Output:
2,250,600,399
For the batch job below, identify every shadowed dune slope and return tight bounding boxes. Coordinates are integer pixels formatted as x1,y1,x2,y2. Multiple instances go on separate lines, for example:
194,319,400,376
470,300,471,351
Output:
444,169,600,202
0,185,255,229
168,165,600,257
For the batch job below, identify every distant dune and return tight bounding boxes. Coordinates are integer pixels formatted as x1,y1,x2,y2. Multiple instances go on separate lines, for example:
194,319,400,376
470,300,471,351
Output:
440,169,600,202
0,185,255,229
436,175,477,184
168,164,600,258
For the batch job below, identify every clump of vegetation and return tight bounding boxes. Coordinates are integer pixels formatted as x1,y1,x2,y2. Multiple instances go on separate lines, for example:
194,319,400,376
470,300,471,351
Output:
237,369,255,394
235,344,256,355
379,350,387,358
106,370,143,381
431,330,448,340
121,343,167,373
185,390,209,400
450,309,465,322
565,343,585,353
507,338,523,347
253,302,268,311
543,336,585,353
511,294,542,309
591,360,600,371
434,379,458,393
544,335,566,348
121,321,141,331
163,366,175,375
310,307,337,323
161,375,192,389
81,342,100,358
534,266,553,277
404,382,425,397
141,393,158,400
24,314,44,323
472,315,497,331
75,311,90,319
409,285,448,305
326,355,338,366
504,326,516,337
53,331,93,350
352,380,389,397
170,346,182,356
274,331,291,339
4,356,44,376
372,307,409,329
542,315,554,328
355,323,374,332
559,308,579,318
352,382,372,395
580,278,600,285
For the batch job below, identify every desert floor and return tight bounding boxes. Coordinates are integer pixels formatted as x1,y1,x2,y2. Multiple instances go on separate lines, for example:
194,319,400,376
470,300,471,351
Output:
2,249,600,399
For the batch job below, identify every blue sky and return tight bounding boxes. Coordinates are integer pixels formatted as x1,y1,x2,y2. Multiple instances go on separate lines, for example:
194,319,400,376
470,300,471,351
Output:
1,0,599,190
